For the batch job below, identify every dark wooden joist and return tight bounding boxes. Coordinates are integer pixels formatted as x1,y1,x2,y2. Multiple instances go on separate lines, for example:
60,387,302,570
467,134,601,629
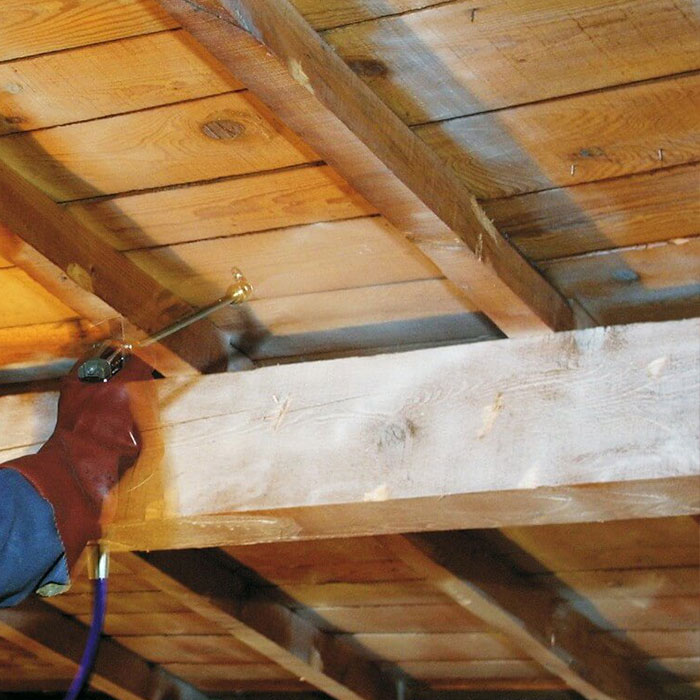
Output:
0,596,210,700
382,533,672,700
0,160,252,376
125,551,402,700
156,0,575,336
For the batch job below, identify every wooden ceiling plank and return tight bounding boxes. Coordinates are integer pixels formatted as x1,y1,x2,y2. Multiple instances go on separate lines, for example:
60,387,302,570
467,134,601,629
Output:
346,632,529,662
320,0,700,124
124,550,398,700
541,236,700,326
417,73,700,199
156,0,575,336
0,30,243,134
0,597,210,700
2,318,697,549
0,319,108,370
382,533,670,700
0,0,177,61
499,516,700,574
484,163,700,261
125,217,442,306
0,159,250,375
535,567,700,600
68,164,377,251
0,92,316,201
0,268,77,327
291,0,449,31
115,634,266,665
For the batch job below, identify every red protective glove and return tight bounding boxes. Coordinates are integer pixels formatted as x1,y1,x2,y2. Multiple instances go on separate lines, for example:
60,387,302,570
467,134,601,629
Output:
1,354,153,573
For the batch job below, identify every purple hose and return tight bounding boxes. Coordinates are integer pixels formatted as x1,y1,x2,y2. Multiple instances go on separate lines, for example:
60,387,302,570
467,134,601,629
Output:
64,576,108,700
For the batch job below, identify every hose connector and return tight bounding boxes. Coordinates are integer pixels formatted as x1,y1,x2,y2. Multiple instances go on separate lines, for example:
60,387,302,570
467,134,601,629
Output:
87,544,110,581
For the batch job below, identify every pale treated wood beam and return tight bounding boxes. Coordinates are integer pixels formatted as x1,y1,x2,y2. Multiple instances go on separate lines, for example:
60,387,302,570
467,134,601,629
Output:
1,318,697,549
382,534,670,700
0,160,252,376
0,597,210,700
124,551,399,700
156,0,575,336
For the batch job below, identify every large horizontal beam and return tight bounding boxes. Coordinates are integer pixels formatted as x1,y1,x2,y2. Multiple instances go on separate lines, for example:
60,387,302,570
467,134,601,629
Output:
157,0,575,336
0,319,697,549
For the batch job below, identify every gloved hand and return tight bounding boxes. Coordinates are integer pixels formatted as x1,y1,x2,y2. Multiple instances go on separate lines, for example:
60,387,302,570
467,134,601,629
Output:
1,353,153,572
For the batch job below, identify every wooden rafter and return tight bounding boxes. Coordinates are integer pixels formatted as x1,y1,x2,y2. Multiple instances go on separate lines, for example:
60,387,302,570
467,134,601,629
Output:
0,597,209,700
125,551,400,700
156,0,575,336
1,318,696,550
0,160,252,376
382,534,668,700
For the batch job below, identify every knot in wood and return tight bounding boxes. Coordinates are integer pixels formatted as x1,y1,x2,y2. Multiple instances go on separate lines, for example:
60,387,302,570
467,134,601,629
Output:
346,58,388,78
201,119,246,140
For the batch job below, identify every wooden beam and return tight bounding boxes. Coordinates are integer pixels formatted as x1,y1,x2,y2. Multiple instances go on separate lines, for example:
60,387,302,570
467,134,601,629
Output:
382,533,669,700
124,551,398,700
1,318,697,549
0,597,210,700
156,0,575,336
0,320,108,370
0,160,252,375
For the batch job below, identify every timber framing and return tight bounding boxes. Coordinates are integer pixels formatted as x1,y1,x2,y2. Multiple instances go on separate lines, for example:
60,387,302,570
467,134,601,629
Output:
126,551,399,700
1,318,697,550
0,597,209,700
383,534,666,700
156,0,576,336
0,160,252,376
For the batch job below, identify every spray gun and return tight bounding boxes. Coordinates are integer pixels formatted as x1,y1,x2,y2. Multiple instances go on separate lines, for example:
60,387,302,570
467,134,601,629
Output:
77,269,252,382
64,270,251,700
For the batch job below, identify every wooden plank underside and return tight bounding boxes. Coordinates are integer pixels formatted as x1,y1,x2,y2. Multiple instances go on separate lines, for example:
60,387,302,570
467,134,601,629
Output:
291,0,449,30
0,30,243,134
124,551,396,700
125,217,441,305
0,598,209,700
0,268,77,327
499,516,700,573
0,319,108,369
0,0,177,61
157,0,575,336
223,531,699,698
1,318,697,550
485,163,700,260
68,164,377,250
416,73,700,199
321,0,700,124
542,237,700,325
0,92,316,201
0,280,496,374
0,160,249,375
383,534,672,700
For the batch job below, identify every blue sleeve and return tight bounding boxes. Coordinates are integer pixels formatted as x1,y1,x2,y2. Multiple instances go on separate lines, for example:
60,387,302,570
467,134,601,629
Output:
0,468,69,608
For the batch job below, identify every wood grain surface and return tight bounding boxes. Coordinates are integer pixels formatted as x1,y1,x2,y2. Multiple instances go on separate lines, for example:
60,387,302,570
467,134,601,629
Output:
0,30,241,134
542,237,700,324
1,319,697,549
324,0,700,123
485,163,700,260
69,164,376,250
417,74,700,198
0,0,177,61
126,217,441,305
0,92,317,200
